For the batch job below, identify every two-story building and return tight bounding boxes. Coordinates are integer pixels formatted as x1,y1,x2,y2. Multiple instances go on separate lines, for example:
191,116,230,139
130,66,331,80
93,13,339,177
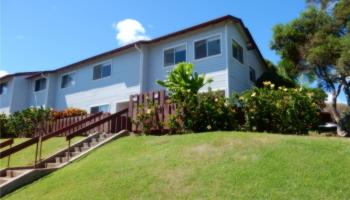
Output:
0,15,267,115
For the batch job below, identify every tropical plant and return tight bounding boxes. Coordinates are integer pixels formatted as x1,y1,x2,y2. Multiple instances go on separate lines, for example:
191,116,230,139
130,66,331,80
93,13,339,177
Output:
156,62,213,102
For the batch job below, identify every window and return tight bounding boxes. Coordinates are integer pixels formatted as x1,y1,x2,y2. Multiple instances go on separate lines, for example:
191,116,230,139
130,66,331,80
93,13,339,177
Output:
0,82,8,95
164,45,186,66
90,104,110,114
249,67,256,82
34,78,47,92
194,35,221,59
232,39,244,63
61,73,75,88
93,62,111,80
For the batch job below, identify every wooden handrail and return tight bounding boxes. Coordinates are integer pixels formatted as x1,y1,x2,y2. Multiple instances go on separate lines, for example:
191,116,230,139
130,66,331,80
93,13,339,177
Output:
0,138,14,149
66,108,129,141
0,112,103,160
41,112,103,141
0,137,40,159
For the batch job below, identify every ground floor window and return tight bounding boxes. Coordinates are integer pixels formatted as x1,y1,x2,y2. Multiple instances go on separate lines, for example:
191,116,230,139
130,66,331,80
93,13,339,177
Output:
90,104,110,114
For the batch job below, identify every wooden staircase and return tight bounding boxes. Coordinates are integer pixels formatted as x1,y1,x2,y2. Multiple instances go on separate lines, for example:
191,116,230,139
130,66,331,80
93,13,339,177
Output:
0,130,129,197
0,108,130,197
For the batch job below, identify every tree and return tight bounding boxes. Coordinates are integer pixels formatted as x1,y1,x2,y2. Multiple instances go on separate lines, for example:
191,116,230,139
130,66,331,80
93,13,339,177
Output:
256,60,297,88
271,0,350,136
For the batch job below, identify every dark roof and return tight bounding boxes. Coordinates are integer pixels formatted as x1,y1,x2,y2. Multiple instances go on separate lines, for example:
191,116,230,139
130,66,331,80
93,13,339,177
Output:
0,72,41,82
27,15,267,79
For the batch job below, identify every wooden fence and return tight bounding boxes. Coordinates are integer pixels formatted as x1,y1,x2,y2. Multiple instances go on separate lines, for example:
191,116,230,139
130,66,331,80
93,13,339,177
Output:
33,114,112,137
128,90,176,133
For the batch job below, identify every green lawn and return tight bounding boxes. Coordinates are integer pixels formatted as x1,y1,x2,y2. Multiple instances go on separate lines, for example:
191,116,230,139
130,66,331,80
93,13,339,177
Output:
3,132,350,200
0,137,84,169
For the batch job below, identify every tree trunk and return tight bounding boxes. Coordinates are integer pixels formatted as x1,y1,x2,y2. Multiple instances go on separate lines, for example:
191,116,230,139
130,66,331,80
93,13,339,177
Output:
343,84,350,106
328,90,348,137
330,91,341,123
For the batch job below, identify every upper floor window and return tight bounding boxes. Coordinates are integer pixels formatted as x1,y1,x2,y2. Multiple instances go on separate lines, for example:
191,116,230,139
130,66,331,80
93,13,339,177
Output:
232,39,244,63
34,78,47,92
61,73,75,89
0,82,8,95
90,104,110,114
93,62,111,80
194,35,221,60
164,45,186,67
249,67,256,82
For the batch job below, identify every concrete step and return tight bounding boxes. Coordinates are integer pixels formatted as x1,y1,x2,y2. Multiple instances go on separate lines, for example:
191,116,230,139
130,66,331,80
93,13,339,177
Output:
91,137,99,143
6,170,25,178
45,162,60,168
64,151,80,158
0,177,12,185
89,141,98,146
74,146,82,152
82,142,91,148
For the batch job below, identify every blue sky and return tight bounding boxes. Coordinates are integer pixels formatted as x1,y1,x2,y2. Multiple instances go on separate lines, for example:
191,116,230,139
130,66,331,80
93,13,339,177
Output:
0,0,346,102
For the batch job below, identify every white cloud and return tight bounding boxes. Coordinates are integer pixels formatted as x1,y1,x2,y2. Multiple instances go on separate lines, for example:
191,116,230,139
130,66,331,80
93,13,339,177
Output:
113,19,150,46
0,70,9,78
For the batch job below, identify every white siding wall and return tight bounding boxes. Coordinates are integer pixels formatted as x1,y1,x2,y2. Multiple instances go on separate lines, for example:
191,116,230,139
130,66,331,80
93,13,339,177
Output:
226,24,265,94
10,76,31,112
0,78,13,114
54,49,141,113
29,76,49,108
144,23,229,95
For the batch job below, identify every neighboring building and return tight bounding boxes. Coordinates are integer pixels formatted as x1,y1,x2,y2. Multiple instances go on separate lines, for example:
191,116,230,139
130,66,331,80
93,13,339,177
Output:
0,15,267,115
0,72,40,113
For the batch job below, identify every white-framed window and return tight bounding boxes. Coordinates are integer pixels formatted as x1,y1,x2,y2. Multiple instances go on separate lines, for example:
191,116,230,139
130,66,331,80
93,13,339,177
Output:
249,67,256,82
93,62,111,80
90,104,110,114
163,44,186,67
34,78,47,92
61,72,75,89
194,35,221,60
0,82,8,95
232,39,244,63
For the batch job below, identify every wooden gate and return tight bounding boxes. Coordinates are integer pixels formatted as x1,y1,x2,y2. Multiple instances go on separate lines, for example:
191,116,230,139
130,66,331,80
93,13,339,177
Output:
128,90,176,133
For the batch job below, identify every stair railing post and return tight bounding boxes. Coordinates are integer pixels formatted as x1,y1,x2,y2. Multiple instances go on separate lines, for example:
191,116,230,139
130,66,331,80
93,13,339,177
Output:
34,140,39,168
67,139,71,161
7,143,12,168
39,136,43,161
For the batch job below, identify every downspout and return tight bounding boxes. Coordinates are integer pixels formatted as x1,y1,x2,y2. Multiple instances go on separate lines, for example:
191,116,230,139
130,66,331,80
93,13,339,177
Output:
225,22,230,97
135,43,144,93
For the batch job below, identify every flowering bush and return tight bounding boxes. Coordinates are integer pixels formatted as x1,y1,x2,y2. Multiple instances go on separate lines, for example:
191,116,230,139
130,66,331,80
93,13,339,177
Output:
52,108,87,119
132,98,163,134
184,90,240,132
238,81,325,134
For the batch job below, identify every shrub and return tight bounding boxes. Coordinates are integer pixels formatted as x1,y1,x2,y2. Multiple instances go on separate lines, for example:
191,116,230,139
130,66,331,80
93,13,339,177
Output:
238,82,324,134
132,98,163,134
184,90,239,132
52,108,87,119
7,107,53,137
0,113,9,137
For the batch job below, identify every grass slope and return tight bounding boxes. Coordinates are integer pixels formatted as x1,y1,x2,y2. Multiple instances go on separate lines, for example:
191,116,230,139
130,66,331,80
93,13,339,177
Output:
3,132,350,200
0,137,83,169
